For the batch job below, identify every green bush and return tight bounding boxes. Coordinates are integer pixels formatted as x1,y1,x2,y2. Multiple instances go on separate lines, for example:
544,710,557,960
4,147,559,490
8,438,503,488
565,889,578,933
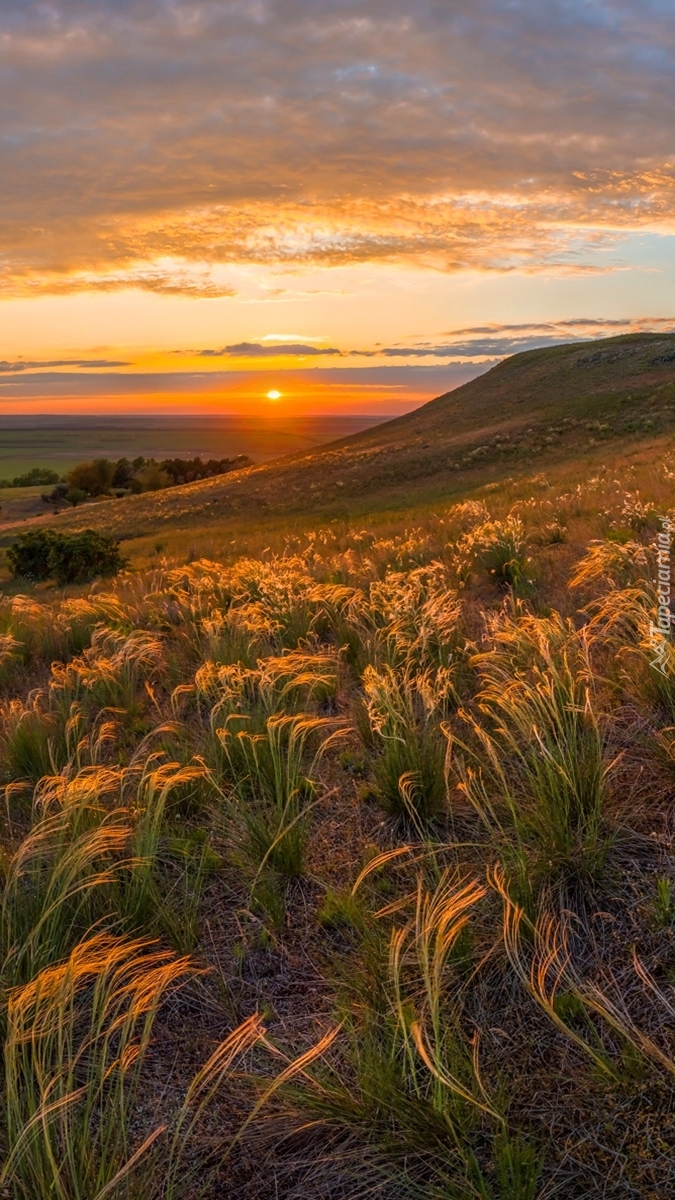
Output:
8,529,127,586
48,531,127,585
65,487,87,507
6,529,62,581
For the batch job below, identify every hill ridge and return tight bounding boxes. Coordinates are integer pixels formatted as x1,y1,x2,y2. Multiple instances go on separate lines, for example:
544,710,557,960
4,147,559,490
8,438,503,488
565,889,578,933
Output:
2,331,675,543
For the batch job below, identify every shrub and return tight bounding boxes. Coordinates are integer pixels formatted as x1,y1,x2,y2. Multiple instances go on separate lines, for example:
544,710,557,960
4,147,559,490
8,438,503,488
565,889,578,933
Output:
49,530,127,585
0,467,60,488
42,482,68,507
6,529,62,581
8,529,127,586
65,486,87,507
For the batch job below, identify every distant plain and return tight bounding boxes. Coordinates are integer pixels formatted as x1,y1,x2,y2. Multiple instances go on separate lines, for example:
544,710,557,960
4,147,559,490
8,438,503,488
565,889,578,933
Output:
0,413,385,479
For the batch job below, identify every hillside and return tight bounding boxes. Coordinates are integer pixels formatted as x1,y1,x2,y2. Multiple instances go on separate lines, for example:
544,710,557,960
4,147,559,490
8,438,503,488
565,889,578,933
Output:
2,330,675,545
2,417,675,1196
4,333,675,1197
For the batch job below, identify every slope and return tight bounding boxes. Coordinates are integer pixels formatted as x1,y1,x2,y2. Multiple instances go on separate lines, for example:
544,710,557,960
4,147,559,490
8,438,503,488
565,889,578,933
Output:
2,331,675,545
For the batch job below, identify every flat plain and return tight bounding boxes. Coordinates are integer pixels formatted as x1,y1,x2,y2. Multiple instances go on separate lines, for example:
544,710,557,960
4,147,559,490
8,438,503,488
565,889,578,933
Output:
0,413,385,479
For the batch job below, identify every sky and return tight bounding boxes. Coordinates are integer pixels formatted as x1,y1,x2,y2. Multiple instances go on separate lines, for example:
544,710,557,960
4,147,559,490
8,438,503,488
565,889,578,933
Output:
1,0,674,415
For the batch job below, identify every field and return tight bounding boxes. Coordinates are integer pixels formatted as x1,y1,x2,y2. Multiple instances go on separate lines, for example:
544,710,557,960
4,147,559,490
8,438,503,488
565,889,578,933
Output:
0,415,384,528
2,336,675,1198
0,414,385,480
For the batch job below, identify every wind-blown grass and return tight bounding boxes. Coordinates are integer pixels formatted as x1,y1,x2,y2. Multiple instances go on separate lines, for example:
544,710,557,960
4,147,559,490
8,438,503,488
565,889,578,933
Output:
361,663,454,824
1,457,675,1197
448,610,617,892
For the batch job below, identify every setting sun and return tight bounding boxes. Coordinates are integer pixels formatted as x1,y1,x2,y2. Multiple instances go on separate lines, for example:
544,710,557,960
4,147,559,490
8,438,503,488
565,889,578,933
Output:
266,390,282,401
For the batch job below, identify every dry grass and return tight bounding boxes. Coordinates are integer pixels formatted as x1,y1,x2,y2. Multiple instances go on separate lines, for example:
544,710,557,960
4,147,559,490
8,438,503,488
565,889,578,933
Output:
1,458,675,1197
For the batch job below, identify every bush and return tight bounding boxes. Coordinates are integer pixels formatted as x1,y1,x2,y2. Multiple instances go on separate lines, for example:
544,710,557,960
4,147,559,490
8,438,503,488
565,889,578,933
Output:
8,529,127,586
48,530,128,585
7,530,62,581
65,488,87,507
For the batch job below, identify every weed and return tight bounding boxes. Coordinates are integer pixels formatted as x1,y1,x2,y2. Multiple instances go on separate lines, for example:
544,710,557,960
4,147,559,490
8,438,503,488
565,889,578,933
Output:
653,875,675,926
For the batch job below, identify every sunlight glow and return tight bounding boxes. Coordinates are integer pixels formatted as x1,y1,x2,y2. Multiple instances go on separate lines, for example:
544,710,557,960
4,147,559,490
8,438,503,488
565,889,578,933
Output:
266,390,282,401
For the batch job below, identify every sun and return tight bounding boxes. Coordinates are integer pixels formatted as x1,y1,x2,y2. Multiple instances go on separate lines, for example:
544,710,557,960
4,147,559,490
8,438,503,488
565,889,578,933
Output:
266,390,282,401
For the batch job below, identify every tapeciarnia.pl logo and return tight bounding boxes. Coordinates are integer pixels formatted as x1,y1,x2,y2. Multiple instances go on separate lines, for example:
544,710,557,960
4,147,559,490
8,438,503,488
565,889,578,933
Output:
649,516,673,678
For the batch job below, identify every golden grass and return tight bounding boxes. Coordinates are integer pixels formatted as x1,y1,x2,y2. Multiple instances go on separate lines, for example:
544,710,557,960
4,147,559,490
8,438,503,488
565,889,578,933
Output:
1,459,675,1196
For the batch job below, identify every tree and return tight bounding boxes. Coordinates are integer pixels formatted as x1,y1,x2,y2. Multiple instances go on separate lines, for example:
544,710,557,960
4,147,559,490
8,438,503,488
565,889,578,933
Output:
130,463,171,493
65,458,115,497
112,457,134,488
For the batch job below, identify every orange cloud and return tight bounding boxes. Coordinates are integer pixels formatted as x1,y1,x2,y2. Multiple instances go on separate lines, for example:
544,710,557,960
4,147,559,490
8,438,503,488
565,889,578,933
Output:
1,1,674,297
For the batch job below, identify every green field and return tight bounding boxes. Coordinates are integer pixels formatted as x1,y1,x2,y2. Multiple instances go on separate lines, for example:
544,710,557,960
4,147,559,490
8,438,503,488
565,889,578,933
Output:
2,337,675,1198
0,413,384,479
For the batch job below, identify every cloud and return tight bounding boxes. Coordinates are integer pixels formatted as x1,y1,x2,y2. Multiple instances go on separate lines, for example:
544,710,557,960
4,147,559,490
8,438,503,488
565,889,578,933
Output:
446,317,675,337
199,343,342,358
349,317,675,360
0,358,131,373
0,365,487,409
0,1,674,294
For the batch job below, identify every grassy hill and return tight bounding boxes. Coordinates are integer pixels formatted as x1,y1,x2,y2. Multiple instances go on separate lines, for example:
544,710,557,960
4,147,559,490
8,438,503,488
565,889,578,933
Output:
2,331,673,554
3,334,675,1196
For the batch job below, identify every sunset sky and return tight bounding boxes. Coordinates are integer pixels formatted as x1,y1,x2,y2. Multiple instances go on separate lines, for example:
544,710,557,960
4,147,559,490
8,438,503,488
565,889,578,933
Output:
1,0,674,415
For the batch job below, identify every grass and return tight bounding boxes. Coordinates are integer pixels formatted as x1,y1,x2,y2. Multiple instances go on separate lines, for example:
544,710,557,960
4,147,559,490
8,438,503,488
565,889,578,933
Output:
2,339,675,1195
361,663,452,824
450,610,616,895
0,476,672,1196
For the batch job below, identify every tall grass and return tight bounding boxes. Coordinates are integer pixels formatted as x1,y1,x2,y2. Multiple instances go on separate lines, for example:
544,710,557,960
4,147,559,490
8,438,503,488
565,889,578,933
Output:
2,934,266,1200
2,933,195,1200
194,646,340,719
250,869,542,1198
2,465,675,1195
449,611,617,890
355,564,462,671
1,754,213,988
455,516,530,590
49,628,164,714
216,712,347,888
582,582,675,719
361,663,453,824
492,863,675,1085
568,538,655,592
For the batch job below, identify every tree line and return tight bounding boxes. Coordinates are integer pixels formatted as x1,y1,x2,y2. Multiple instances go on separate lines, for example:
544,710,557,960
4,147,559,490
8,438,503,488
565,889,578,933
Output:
39,454,253,508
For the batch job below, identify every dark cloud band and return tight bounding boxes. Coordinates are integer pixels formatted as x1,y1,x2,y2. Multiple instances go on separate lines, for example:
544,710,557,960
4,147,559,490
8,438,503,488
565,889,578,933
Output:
198,344,342,358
